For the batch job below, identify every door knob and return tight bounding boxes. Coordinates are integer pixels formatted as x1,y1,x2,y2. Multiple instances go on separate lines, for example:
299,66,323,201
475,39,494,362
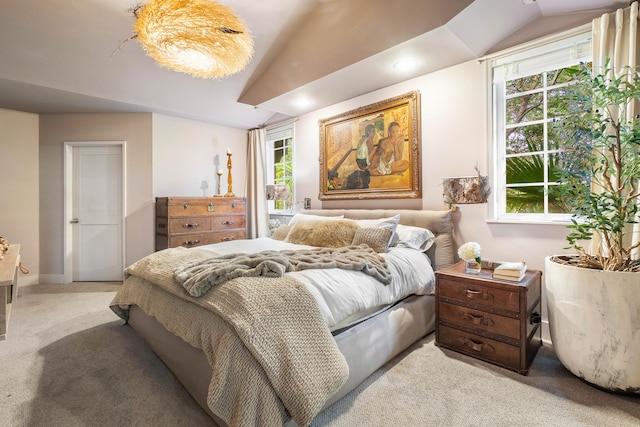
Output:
70,218,79,224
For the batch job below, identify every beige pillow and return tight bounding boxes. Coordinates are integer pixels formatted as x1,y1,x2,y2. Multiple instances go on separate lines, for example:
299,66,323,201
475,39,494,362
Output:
271,224,291,241
285,219,359,248
352,227,393,253
288,213,344,226
353,215,400,246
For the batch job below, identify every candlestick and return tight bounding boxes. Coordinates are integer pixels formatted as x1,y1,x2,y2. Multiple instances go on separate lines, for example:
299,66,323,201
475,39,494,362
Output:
224,152,235,197
215,169,223,197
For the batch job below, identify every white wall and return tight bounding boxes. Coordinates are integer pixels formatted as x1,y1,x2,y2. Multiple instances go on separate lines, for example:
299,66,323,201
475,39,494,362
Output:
152,114,247,197
39,113,154,280
296,59,572,270
0,109,39,286
34,112,248,282
295,59,574,343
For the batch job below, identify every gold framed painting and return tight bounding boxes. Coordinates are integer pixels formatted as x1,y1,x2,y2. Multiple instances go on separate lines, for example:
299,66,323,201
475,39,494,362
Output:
318,91,421,200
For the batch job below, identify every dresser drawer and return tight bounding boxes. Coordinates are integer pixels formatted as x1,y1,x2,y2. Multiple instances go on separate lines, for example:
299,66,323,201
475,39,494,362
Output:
438,301,521,340
210,215,246,231
438,324,521,369
156,217,211,234
168,217,212,233
438,277,520,312
168,230,246,248
167,199,245,217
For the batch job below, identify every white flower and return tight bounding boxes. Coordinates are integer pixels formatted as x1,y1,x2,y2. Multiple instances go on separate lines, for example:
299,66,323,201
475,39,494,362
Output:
458,242,481,263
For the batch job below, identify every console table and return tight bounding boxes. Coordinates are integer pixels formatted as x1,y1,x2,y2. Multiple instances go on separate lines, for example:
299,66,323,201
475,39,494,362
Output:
0,244,20,340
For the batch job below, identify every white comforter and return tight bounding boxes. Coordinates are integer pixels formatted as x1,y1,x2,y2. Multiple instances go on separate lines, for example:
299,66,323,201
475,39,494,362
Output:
198,238,435,331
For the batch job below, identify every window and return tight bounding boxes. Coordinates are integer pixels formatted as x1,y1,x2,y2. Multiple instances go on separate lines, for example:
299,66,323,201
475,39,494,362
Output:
266,122,294,212
491,31,592,222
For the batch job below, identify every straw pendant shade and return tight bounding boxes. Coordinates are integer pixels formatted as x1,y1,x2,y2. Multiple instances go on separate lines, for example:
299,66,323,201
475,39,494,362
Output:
133,0,254,79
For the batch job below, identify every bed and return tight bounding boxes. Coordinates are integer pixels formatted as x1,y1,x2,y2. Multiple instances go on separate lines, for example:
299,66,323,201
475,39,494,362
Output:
110,208,454,427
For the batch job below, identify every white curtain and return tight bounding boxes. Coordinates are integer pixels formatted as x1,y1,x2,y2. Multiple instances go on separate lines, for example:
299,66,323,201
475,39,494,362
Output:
592,1,640,260
245,128,269,238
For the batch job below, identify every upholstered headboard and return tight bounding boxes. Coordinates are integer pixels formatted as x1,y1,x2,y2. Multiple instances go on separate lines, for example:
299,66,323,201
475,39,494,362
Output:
304,209,454,271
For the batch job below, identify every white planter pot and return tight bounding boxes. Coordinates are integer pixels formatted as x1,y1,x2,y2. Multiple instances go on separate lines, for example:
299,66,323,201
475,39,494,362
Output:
545,256,640,394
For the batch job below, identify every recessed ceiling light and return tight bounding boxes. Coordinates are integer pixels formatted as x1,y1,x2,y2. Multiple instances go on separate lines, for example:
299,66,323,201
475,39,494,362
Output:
394,59,417,71
294,97,311,108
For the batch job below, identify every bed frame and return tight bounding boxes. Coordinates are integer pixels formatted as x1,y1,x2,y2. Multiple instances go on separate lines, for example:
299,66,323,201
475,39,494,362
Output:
128,209,454,426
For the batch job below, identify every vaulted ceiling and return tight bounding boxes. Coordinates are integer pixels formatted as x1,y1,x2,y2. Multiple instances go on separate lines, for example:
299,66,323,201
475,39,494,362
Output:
0,0,629,129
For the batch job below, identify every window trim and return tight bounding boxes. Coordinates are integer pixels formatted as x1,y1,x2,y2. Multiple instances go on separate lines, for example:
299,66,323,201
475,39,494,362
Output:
488,28,592,224
265,121,295,214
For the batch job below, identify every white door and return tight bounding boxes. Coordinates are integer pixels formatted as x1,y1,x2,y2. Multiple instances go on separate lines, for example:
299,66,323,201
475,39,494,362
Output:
72,145,123,281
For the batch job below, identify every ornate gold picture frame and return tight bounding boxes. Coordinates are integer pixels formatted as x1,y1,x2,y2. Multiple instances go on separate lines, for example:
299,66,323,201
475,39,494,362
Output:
318,91,421,200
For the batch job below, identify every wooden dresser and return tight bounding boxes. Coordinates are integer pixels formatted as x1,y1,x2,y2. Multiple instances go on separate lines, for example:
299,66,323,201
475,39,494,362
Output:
435,261,542,375
155,197,247,251
0,244,20,340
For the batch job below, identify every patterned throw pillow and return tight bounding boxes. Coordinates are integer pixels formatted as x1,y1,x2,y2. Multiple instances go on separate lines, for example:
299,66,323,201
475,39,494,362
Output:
352,227,393,253
353,215,400,247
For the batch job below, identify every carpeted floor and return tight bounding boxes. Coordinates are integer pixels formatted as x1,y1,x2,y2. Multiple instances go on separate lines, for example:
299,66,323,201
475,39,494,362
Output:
1,283,638,427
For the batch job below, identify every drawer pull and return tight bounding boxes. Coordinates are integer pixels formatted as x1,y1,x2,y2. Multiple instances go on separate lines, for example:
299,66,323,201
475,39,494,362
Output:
221,220,236,225
222,236,236,242
158,223,166,229
464,289,493,301
182,223,199,228
459,336,494,353
208,203,215,212
231,202,236,208
462,312,494,326
530,312,542,324
183,240,200,246
183,204,189,209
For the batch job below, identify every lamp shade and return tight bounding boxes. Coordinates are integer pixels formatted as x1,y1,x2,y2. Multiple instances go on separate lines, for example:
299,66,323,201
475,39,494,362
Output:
266,184,290,201
443,175,491,204
133,0,254,79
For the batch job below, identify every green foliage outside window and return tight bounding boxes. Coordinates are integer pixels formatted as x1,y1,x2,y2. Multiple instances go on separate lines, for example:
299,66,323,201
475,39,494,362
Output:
273,138,293,211
504,65,585,213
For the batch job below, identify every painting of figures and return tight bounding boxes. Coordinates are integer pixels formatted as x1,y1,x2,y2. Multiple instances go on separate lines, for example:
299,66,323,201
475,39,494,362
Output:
319,91,421,200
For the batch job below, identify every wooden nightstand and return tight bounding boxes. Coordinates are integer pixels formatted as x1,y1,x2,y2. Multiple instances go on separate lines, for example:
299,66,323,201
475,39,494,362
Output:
435,261,542,375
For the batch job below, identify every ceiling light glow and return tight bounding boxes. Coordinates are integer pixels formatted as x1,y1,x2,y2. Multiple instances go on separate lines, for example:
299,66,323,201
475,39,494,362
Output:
295,97,311,108
394,59,417,71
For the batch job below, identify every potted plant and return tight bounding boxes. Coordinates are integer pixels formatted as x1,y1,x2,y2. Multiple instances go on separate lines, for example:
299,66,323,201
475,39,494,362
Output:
545,61,640,394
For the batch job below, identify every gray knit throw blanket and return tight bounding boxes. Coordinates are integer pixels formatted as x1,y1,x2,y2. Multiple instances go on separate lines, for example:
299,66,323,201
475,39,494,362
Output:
175,244,391,297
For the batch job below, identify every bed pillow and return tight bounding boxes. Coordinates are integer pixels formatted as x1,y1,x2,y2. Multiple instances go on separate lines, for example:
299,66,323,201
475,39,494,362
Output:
270,224,292,241
353,215,400,247
352,227,393,253
288,213,344,226
394,224,436,251
285,219,359,248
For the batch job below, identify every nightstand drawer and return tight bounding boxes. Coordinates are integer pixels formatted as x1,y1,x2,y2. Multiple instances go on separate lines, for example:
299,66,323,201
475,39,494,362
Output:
438,324,521,369
438,277,520,312
438,301,521,340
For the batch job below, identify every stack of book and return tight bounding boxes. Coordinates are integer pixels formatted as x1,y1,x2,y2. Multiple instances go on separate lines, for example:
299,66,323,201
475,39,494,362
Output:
492,261,527,281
